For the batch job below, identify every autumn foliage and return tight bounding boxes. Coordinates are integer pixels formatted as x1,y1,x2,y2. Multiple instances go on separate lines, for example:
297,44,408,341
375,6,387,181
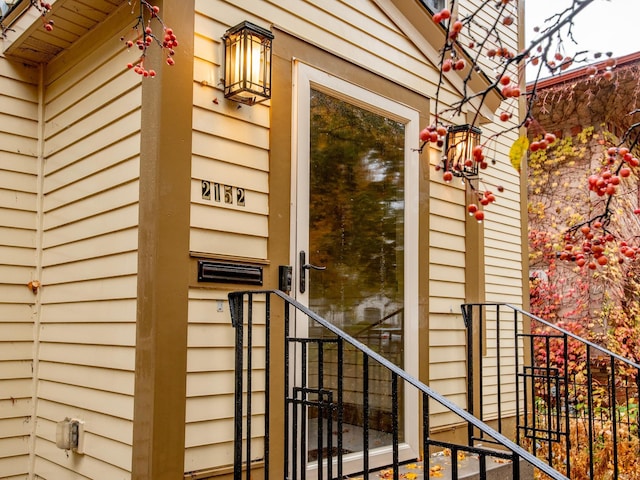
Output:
527,111,640,478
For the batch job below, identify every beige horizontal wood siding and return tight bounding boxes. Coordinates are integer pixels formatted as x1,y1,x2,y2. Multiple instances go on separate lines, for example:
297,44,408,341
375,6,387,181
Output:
30,6,142,478
427,146,470,428
475,120,524,420
0,56,39,479
185,288,267,473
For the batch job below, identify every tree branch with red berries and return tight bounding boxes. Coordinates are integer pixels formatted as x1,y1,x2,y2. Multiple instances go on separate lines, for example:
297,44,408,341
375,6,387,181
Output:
420,0,636,226
122,0,178,77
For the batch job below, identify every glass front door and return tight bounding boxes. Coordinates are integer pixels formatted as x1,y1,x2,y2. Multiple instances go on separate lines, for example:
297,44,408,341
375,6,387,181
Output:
293,63,420,476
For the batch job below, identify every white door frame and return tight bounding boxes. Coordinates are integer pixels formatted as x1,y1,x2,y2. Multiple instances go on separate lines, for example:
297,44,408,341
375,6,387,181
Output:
290,60,421,475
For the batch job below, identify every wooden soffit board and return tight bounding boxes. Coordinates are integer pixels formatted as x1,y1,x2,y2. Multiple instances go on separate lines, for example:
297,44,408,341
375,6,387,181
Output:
3,0,126,64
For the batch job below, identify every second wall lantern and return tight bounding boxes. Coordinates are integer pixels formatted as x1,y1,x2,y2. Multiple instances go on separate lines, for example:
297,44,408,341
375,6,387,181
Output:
223,21,274,105
444,124,482,177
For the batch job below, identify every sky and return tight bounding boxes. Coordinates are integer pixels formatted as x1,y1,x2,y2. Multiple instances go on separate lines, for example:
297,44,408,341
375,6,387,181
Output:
524,0,640,79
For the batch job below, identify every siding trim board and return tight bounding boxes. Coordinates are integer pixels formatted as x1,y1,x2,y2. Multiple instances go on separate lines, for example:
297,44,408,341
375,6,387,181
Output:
132,1,195,478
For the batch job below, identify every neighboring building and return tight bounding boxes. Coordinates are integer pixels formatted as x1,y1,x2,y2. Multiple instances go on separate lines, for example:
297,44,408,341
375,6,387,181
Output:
0,0,525,478
528,53,640,320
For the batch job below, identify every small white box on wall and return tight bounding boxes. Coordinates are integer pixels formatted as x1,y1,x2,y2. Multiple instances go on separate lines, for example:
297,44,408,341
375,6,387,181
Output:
56,418,85,454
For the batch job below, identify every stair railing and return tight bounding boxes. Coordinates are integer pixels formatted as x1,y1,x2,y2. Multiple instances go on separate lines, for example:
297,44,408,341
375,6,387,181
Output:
462,303,640,480
230,290,567,480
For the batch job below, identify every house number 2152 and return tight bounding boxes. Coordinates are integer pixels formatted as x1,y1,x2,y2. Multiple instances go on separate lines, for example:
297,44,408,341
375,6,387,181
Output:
201,180,245,207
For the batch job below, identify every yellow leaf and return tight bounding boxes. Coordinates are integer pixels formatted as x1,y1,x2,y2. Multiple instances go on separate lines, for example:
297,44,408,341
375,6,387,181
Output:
405,473,418,479
509,136,529,172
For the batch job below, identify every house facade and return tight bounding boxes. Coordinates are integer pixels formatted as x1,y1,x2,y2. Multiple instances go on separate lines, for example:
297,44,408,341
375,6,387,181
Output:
0,0,526,478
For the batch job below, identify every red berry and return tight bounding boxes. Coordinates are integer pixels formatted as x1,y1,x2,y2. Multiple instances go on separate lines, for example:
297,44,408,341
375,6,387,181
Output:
468,204,478,215
499,75,511,86
474,211,485,222
166,57,175,66
443,171,453,182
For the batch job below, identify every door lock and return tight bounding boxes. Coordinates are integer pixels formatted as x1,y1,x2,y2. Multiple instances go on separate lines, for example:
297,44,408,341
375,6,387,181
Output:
299,251,326,293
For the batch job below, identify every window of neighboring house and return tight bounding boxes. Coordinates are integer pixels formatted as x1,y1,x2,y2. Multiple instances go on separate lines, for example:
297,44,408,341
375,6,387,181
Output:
421,0,446,13
0,0,22,20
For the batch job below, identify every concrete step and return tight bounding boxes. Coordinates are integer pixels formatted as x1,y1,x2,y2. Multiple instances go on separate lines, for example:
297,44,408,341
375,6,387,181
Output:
358,452,534,479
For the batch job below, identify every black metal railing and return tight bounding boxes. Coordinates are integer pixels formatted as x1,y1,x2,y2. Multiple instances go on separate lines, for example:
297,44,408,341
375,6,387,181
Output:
462,303,640,480
229,290,566,480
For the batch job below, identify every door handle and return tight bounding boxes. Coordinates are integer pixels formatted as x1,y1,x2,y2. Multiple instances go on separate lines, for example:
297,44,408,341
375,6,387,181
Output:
299,250,326,294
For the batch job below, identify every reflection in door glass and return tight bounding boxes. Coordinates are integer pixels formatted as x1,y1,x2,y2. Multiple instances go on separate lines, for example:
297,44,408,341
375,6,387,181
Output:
307,88,405,462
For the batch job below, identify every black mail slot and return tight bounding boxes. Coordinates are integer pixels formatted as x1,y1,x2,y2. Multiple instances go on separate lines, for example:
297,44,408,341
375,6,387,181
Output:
197,261,263,285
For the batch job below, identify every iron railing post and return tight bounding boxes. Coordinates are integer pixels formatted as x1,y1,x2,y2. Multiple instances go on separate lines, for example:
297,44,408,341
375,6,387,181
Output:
229,293,245,480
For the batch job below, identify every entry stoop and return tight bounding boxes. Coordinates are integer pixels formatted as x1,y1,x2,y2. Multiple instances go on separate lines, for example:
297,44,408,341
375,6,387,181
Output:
428,452,534,480
366,453,534,479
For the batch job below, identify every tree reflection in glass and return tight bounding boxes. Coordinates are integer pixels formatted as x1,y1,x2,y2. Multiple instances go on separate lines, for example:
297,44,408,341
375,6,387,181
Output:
306,88,406,462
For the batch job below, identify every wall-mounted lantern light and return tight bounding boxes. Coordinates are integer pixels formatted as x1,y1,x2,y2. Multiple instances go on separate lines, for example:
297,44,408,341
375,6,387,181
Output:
223,21,274,105
445,124,482,177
